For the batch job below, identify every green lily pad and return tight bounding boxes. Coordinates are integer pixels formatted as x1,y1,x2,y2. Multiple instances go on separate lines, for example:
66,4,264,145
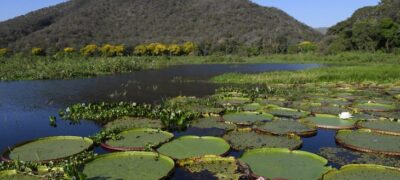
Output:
240,148,331,180
307,106,349,115
255,120,317,137
218,97,251,106
4,136,93,162
256,98,287,107
395,94,400,99
222,112,273,126
357,120,400,136
223,129,302,150
301,114,355,129
265,107,308,119
83,151,175,180
313,97,352,106
183,105,225,115
353,102,397,112
0,170,42,180
387,87,400,95
102,128,174,151
104,117,164,131
177,155,246,179
336,129,400,156
157,136,230,160
323,164,400,180
242,103,262,112
190,117,236,131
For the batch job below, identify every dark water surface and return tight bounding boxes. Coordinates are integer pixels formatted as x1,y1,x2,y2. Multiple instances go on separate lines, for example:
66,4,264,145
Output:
1,63,328,175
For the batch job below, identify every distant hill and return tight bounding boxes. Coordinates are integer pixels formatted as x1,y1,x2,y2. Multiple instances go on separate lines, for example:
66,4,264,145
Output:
315,27,328,35
0,0,321,53
325,0,400,52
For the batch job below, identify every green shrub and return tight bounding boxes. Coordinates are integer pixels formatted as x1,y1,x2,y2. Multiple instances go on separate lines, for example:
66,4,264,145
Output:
64,47,76,53
0,48,11,57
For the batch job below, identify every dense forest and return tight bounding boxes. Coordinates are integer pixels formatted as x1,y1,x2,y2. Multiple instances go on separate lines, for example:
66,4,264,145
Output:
0,0,321,55
324,0,400,53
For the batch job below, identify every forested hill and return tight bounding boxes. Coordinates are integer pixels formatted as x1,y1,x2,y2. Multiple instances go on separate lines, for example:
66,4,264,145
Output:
324,0,400,52
0,0,321,53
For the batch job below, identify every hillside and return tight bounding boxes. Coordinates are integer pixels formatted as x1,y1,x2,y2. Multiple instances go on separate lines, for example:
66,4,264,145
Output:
0,0,321,53
325,0,400,52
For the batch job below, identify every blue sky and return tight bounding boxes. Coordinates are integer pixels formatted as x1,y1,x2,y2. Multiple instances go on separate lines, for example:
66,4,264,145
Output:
0,0,380,27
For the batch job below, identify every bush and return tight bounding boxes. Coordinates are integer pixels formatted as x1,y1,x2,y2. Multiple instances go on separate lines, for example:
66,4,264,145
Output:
297,41,317,53
31,48,45,56
134,45,147,56
182,42,197,55
168,44,181,56
80,44,98,56
0,48,11,57
99,44,126,57
64,47,76,53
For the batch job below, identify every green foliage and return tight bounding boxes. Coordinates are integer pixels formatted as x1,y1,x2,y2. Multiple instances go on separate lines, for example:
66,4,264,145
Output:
168,44,182,56
134,42,196,56
134,45,147,56
59,102,200,130
80,44,98,56
182,41,197,55
63,47,75,53
297,41,318,53
31,48,45,56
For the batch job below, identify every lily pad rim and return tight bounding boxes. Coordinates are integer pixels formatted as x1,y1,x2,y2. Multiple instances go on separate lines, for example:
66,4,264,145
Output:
254,120,318,137
336,129,400,156
1,136,94,162
101,128,174,152
300,114,357,130
355,120,400,136
322,164,400,179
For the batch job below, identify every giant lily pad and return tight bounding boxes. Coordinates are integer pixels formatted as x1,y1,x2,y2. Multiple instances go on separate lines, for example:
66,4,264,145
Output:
265,107,308,119
336,129,400,156
190,117,236,131
2,136,93,162
395,94,400,100
242,103,263,112
0,170,42,180
357,120,400,136
255,120,317,137
222,112,273,126
83,151,174,180
323,164,400,180
157,136,230,160
102,128,174,151
240,148,331,180
223,129,302,150
104,117,164,131
301,114,355,129
353,102,397,112
218,97,251,106
177,155,246,179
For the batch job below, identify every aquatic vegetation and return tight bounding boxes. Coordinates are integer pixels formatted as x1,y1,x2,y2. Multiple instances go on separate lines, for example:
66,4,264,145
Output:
336,129,400,156
3,136,93,162
190,117,237,131
217,97,251,107
242,103,263,112
264,107,309,119
323,164,400,180
102,128,173,151
177,155,248,179
0,170,42,180
240,148,331,180
353,102,398,112
157,136,230,160
356,120,400,136
318,147,400,168
83,151,175,180
255,120,317,137
59,102,200,130
104,117,165,131
223,129,302,150
301,114,356,129
222,112,273,125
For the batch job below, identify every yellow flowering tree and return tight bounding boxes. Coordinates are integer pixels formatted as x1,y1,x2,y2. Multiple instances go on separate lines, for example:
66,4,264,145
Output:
181,42,196,55
0,48,11,57
153,43,167,55
168,44,181,56
80,44,98,56
63,47,75,53
113,45,125,56
31,48,45,56
297,41,317,53
134,45,148,56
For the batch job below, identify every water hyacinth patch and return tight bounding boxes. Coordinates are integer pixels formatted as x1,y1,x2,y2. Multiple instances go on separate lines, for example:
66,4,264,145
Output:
0,170,42,180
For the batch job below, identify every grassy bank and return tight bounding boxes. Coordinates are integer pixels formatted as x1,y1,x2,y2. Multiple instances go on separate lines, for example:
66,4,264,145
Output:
212,65,400,84
0,52,399,81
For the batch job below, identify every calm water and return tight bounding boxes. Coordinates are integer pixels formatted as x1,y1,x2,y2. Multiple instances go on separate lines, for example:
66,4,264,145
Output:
0,63,330,175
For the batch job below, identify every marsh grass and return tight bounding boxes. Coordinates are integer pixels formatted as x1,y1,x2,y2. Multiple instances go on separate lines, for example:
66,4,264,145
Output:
1,51,399,80
212,65,400,84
